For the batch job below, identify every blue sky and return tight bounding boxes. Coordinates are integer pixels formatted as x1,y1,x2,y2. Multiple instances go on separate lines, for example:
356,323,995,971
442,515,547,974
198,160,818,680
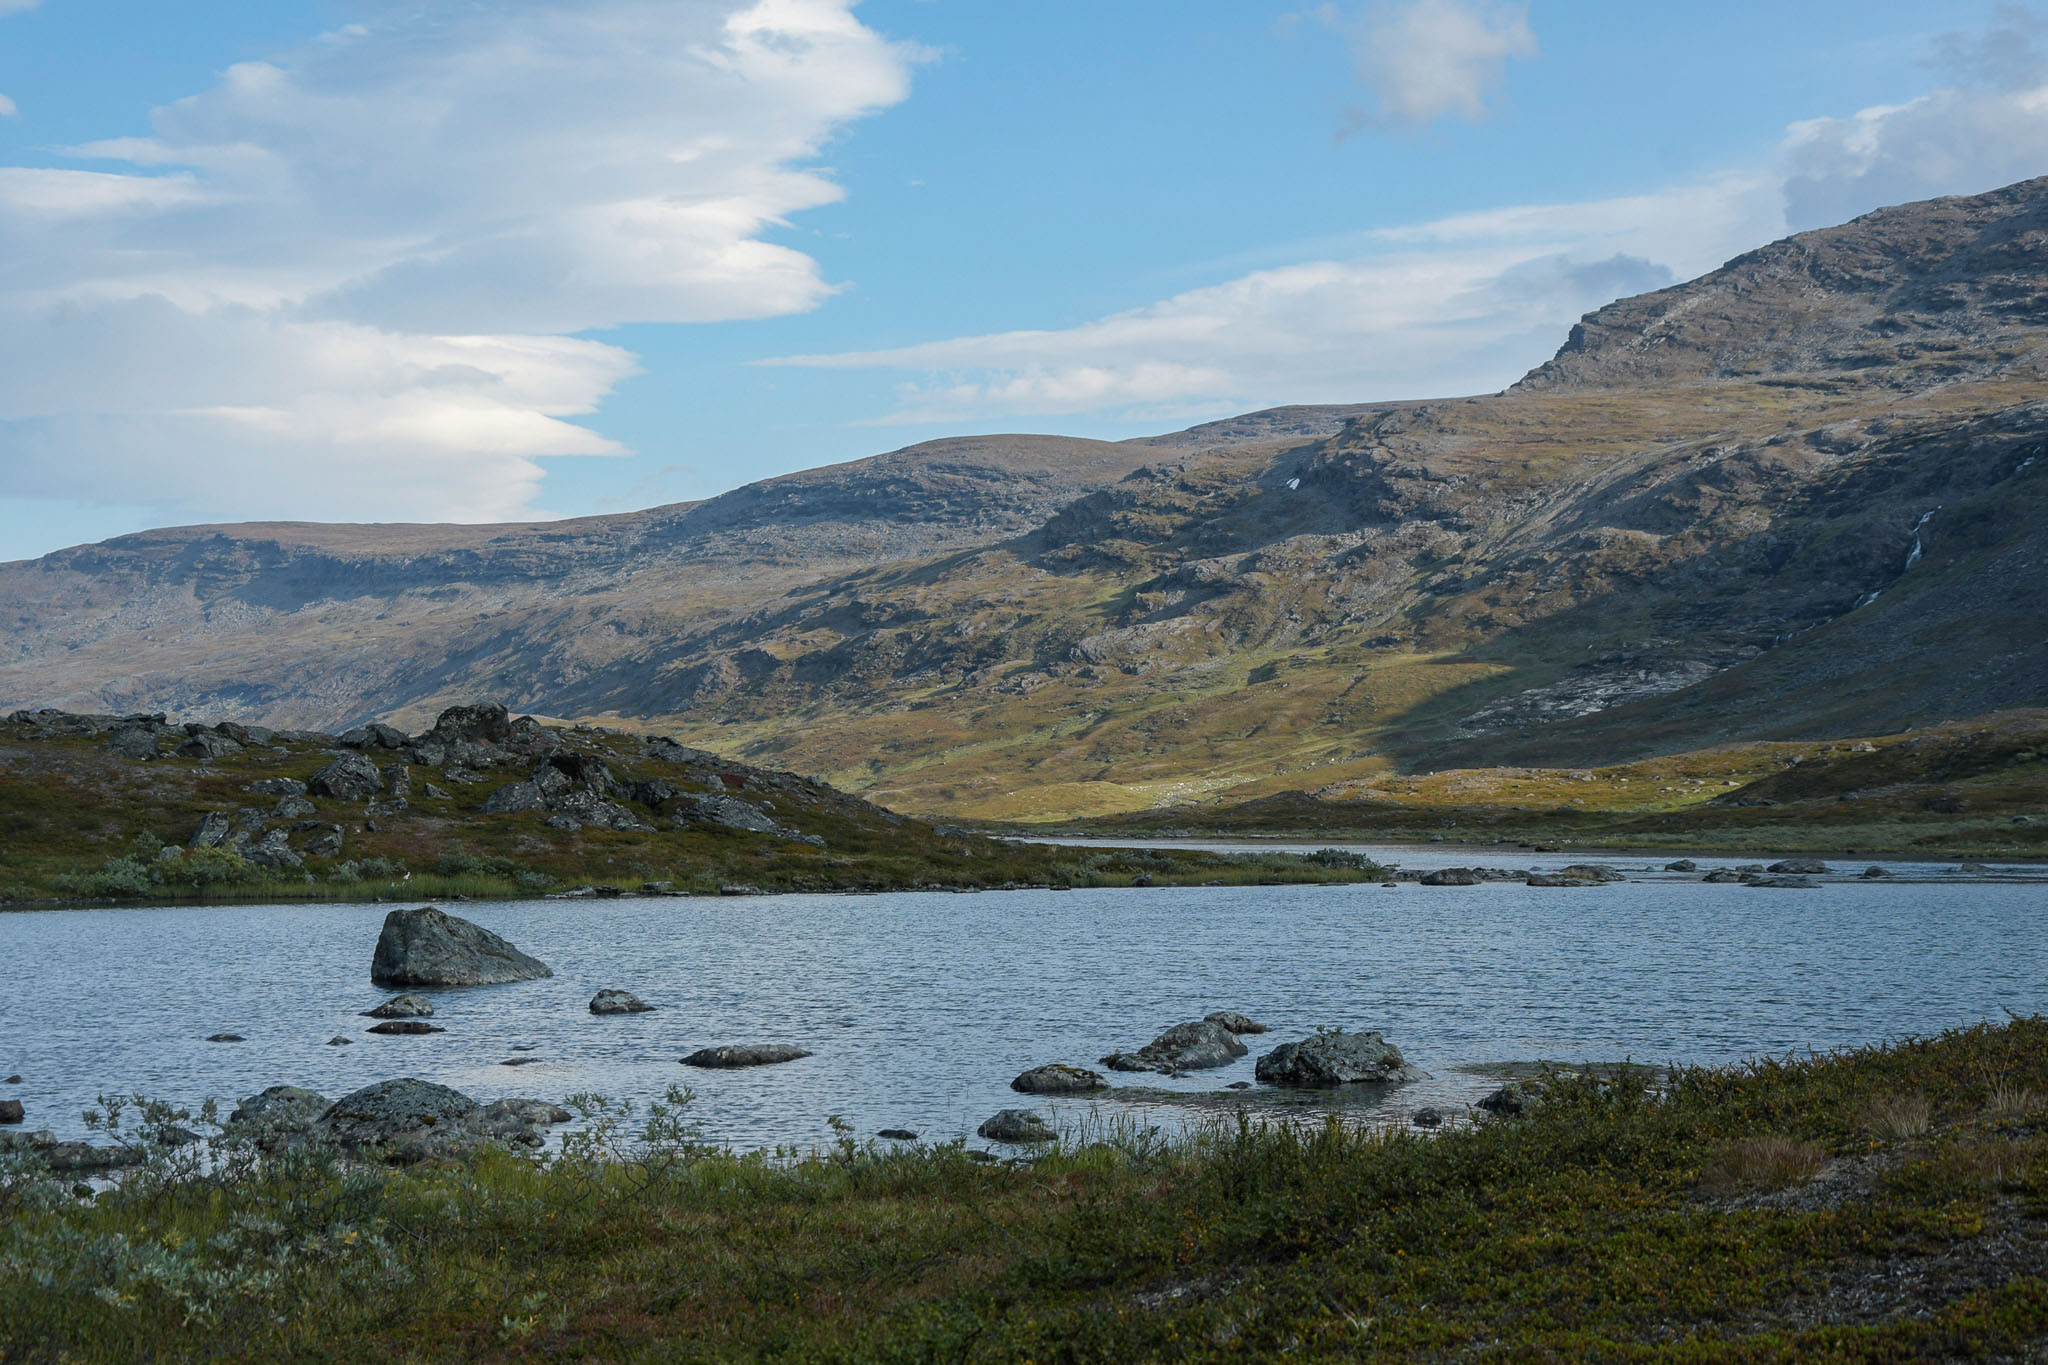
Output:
0,0,2042,558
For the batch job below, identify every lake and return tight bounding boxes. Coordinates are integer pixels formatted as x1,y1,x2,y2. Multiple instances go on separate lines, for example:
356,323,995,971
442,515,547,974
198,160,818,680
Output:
5,852,2046,1151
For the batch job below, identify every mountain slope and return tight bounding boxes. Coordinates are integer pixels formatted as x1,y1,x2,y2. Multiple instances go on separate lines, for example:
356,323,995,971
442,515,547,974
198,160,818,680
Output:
6,180,2048,819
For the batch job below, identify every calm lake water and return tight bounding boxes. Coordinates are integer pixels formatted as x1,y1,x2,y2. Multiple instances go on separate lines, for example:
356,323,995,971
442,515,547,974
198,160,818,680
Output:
5,854,2046,1151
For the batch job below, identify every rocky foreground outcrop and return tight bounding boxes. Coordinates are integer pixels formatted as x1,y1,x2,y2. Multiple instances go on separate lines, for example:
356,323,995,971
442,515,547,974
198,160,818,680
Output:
1254,1031,1425,1088
371,907,553,987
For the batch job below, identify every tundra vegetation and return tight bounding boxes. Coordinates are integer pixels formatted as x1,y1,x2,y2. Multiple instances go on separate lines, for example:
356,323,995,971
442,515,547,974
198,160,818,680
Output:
3,1020,2046,1359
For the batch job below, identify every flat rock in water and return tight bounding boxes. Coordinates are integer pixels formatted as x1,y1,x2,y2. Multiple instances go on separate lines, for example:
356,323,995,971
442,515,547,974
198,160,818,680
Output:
1861,866,1894,879
367,1020,445,1035
363,993,434,1019
1747,875,1818,889
1204,1011,1269,1034
1101,1019,1249,1074
681,1044,810,1069
1526,872,1602,887
1419,867,1479,886
1665,860,1698,872
206,1033,245,1043
1703,870,1745,883
1556,863,1626,883
1768,859,1832,874
977,1109,1056,1144
878,1128,918,1140
4,1074,20,1084
1254,1031,1424,1088
326,1036,352,1046
371,906,553,987
589,989,654,1015
1011,1064,1107,1095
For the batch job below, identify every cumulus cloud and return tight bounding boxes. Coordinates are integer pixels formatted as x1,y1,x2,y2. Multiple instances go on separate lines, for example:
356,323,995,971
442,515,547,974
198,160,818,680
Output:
1313,0,1537,132
0,96,15,119
0,0,917,535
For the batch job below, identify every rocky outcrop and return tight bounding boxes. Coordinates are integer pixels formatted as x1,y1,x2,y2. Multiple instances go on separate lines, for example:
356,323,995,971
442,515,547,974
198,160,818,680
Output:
1419,867,1480,886
312,1077,568,1160
310,752,386,801
977,1109,1056,1144
1254,1030,1423,1088
1204,1011,1269,1035
589,989,653,1014
1101,1019,1248,1074
681,1044,810,1068
1010,1064,1106,1095
370,907,553,987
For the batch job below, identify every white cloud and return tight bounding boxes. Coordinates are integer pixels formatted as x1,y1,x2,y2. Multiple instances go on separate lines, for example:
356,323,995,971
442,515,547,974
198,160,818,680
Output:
775,6,2048,430
1315,0,1537,132
0,0,918,536
0,1,38,14
0,95,16,119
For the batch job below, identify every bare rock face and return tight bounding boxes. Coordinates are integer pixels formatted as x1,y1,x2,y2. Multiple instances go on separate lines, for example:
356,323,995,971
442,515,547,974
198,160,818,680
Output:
1101,1019,1248,1074
680,1044,809,1069
370,906,553,987
1010,1064,1106,1095
1254,1030,1424,1088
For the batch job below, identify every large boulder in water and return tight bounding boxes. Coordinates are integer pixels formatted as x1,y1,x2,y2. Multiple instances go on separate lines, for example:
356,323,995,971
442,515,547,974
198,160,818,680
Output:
1254,1030,1425,1088
681,1044,810,1069
1011,1064,1106,1095
370,906,553,986
1101,1019,1247,1073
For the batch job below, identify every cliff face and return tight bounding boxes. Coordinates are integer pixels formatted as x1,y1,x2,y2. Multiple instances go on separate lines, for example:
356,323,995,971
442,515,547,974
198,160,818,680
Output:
7,179,2048,818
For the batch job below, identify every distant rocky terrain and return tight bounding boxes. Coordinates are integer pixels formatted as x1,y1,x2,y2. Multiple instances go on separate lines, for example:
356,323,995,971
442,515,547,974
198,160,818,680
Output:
6,180,2048,821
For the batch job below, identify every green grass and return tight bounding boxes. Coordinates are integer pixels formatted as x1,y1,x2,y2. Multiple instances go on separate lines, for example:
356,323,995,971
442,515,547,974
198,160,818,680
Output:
6,1019,2048,1359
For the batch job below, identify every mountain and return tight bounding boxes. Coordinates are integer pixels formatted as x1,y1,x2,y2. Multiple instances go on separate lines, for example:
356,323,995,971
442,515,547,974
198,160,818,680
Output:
6,180,2048,821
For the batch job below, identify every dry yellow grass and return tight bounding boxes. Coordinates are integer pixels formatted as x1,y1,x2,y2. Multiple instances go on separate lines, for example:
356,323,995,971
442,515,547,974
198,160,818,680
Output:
1703,1135,1828,1192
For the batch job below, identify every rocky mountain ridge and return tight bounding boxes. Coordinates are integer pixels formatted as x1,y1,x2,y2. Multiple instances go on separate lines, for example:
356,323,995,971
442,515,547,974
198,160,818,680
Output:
7,179,2048,819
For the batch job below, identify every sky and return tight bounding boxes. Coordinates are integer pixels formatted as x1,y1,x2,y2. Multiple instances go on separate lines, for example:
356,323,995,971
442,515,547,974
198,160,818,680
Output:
1,1,2046,560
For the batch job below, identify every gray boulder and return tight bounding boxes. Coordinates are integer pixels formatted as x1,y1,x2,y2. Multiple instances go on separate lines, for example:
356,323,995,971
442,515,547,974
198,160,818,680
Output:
188,811,233,849
1703,870,1745,883
364,993,434,1019
225,1086,330,1139
675,793,781,835
1665,860,1698,872
1767,859,1831,874
483,781,548,814
1101,1019,1247,1073
310,752,385,801
1526,872,1604,887
243,829,302,870
1204,1011,1269,1034
1746,875,1818,889
590,989,653,1015
551,790,653,832
367,1020,445,1035
977,1109,1056,1144
1556,863,1626,883
1861,866,1894,879
681,1044,810,1069
1011,1064,1107,1095
306,826,344,858
1419,867,1479,886
107,726,161,760
176,731,242,761
245,777,307,797
272,795,317,820
370,906,554,987
1255,1030,1423,1088
0,1099,21,1124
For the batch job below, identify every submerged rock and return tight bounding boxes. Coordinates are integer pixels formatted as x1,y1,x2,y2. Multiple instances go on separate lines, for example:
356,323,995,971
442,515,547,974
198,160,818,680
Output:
1746,875,1818,889
1664,860,1698,872
364,993,434,1019
589,989,654,1015
1101,1019,1248,1074
366,1020,445,1035
681,1044,811,1069
1011,1064,1107,1095
370,906,553,987
1767,859,1831,875
977,1109,1056,1144
1254,1031,1423,1088
1861,866,1894,879
1555,864,1626,883
206,1033,245,1043
1703,870,1745,883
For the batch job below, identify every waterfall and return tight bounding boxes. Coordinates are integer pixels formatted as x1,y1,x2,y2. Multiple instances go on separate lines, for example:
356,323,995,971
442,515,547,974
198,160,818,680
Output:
1902,508,1938,571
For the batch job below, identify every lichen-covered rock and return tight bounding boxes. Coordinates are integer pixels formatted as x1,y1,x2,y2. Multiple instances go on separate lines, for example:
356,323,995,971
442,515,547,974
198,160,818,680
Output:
310,751,386,801
590,989,653,1015
1254,1030,1424,1088
483,781,548,814
188,811,233,849
681,1044,810,1069
978,1109,1056,1144
243,829,303,870
1010,1064,1106,1095
314,1078,477,1151
1101,1019,1247,1073
225,1085,330,1137
674,793,781,835
364,993,434,1019
371,906,554,987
